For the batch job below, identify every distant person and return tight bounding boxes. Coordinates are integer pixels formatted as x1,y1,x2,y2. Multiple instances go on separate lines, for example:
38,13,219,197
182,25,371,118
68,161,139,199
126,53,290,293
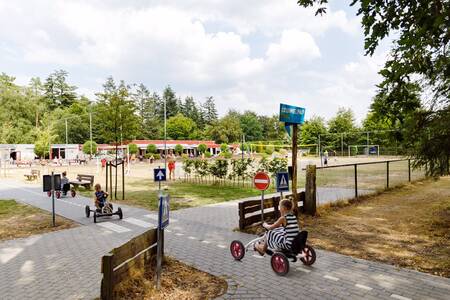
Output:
94,184,108,211
150,155,154,164
61,171,70,194
168,160,175,180
324,150,329,166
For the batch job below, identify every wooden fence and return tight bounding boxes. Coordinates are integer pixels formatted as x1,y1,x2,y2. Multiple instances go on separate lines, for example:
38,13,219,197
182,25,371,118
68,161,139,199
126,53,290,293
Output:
101,229,161,300
238,192,305,230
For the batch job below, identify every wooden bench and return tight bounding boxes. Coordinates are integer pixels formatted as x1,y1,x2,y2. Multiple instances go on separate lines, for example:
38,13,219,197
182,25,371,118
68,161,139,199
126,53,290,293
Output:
16,160,32,167
24,169,40,181
70,174,95,190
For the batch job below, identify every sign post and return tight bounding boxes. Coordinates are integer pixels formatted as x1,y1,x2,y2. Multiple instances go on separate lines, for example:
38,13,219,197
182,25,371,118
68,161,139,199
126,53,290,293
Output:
279,103,305,214
156,187,169,290
154,167,167,191
253,172,270,223
43,172,61,227
276,172,289,199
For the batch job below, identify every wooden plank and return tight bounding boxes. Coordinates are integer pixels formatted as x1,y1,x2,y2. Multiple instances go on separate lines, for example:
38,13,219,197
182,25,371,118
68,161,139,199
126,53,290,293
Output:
244,211,277,227
101,253,113,300
112,229,157,268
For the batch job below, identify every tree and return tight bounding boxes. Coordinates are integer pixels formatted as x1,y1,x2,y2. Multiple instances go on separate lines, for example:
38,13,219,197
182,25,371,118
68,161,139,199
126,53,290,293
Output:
146,144,157,154
206,110,242,143
44,70,77,108
34,127,56,158
128,143,139,155
162,86,179,119
82,141,98,155
300,116,327,145
182,96,203,128
197,143,207,154
297,1,450,175
174,144,184,155
327,108,358,150
166,113,197,140
202,96,218,125
132,84,160,139
240,111,263,141
220,143,229,153
259,115,286,141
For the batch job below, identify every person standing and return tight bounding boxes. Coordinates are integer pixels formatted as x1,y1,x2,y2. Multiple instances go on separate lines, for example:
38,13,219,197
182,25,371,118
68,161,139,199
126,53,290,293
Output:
168,160,175,180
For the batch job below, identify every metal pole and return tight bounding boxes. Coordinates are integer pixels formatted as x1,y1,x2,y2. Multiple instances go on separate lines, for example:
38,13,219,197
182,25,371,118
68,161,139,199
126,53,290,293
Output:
318,135,321,158
51,171,56,227
65,119,68,145
354,164,358,199
156,223,162,289
164,96,167,170
408,159,411,182
260,190,265,223
366,131,369,156
386,161,390,189
341,133,344,156
89,112,93,158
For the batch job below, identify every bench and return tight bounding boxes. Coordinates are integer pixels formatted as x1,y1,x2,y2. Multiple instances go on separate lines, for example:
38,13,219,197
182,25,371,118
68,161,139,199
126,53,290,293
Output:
24,169,40,181
70,174,95,190
16,160,32,167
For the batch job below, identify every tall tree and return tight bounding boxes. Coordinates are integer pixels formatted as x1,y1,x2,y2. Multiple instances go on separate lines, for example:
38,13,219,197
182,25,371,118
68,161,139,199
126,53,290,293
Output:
240,111,263,141
206,110,242,143
161,85,179,119
300,116,328,145
167,113,198,140
202,96,218,125
44,70,77,108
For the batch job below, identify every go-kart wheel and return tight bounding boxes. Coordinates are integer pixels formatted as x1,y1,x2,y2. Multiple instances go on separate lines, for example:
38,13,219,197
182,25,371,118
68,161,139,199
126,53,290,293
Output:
93,212,97,223
55,191,61,199
271,252,289,276
85,205,90,218
300,245,316,266
230,240,245,260
71,189,76,197
117,207,123,219
47,191,51,197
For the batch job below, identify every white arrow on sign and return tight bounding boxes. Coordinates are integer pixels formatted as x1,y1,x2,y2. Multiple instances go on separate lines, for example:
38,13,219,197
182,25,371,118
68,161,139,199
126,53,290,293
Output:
156,170,165,180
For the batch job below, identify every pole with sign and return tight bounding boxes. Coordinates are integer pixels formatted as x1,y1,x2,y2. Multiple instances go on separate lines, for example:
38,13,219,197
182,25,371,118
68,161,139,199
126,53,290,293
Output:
156,188,169,290
253,172,270,223
43,172,61,227
276,171,289,200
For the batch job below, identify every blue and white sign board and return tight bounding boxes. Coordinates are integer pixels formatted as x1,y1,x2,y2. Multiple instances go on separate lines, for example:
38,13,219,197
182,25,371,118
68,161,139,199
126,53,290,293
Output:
279,103,306,125
154,168,166,182
158,193,169,229
276,172,290,192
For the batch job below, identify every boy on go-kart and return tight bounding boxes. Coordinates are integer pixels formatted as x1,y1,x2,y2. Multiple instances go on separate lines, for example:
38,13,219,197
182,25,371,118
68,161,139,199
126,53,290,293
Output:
94,184,111,213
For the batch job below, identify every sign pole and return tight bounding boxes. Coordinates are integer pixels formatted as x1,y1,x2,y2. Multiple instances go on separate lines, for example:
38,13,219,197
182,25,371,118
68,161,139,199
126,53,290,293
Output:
292,124,299,215
156,212,162,290
51,171,56,227
260,190,265,223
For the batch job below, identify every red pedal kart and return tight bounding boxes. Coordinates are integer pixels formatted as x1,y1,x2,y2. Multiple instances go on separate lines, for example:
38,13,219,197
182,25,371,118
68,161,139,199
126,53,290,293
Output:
46,184,76,199
230,230,316,276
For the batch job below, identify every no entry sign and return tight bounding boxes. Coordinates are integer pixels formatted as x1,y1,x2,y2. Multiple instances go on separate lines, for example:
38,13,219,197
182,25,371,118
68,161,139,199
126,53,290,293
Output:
254,172,270,191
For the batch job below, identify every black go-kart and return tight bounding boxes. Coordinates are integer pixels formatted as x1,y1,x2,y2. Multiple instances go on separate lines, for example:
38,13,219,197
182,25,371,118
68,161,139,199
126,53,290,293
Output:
230,229,316,276
85,201,123,223
47,186,76,199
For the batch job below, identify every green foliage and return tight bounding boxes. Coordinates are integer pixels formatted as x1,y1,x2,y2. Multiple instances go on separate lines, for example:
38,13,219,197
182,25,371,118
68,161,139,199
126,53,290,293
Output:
300,116,327,145
44,70,77,109
240,111,263,141
34,128,57,158
202,96,218,125
128,143,138,155
268,157,288,175
146,144,157,154
82,141,98,155
197,143,207,154
193,159,210,177
182,159,195,175
167,113,197,140
220,143,229,152
265,145,275,155
174,144,184,155
205,151,212,158
209,159,228,179
256,143,265,153
220,151,232,159
206,110,242,143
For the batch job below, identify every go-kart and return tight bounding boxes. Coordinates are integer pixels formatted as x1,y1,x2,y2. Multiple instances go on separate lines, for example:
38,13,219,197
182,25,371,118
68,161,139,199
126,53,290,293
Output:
46,185,76,199
85,201,123,223
230,229,316,276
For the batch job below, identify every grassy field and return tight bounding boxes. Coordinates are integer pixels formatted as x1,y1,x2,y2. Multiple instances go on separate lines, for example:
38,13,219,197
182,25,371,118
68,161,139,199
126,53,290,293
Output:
81,179,275,211
115,257,227,300
0,200,76,241
303,177,450,277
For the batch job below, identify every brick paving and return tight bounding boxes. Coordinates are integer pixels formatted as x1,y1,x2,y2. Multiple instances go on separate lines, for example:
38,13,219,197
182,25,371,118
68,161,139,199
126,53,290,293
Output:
0,180,449,299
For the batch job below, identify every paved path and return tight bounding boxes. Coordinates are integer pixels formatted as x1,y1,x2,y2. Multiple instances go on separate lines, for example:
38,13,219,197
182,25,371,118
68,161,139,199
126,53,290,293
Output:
0,180,449,299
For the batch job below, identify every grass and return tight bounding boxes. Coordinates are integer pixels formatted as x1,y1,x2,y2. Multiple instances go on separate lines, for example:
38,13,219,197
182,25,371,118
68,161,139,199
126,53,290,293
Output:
241,177,450,277
115,256,227,300
0,200,77,241
81,179,274,211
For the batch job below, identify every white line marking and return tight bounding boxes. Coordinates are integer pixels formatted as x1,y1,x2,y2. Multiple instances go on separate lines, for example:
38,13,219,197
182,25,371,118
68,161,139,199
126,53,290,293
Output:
201,240,210,244
323,275,339,281
217,245,226,248
123,218,154,228
144,214,178,222
165,229,172,233
97,222,131,233
252,254,264,259
188,236,197,240
175,233,184,236
254,179,269,184
391,295,412,300
355,284,372,291
296,267,311,273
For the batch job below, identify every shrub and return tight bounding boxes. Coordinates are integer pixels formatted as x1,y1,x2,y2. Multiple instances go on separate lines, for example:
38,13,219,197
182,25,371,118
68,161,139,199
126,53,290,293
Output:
181,153,188,159
174,144,184,155
265,145,275,155
153,153,161,160
256,143,265,153
128,143,139,155
146,144,157,154
220,143,229,153
209,159,228,179
197,143,207,154
82,141,98,155
220,152,232,159
205,152,212,158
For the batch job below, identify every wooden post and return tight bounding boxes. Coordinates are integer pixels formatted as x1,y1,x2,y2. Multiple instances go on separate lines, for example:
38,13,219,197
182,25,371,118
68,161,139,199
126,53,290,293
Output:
354,164,358,199
238,202,245,230
408,159,411,182
304,165,316,216
101,253,114,300
386,161,390,189
292,124,299,215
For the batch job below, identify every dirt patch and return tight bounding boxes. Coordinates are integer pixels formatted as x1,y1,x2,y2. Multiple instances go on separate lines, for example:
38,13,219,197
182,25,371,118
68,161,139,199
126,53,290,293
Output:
240,178,450,277
0,200,77,241
115,257,227,300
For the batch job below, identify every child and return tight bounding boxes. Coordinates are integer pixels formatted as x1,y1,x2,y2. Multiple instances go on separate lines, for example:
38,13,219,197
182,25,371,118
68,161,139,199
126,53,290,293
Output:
61,171,70,194
255,199,299,255
94,184,108,210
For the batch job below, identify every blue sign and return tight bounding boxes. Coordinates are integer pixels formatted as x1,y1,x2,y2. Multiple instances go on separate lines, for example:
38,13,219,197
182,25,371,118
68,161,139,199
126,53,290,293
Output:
158,193,169,229
279,103,306,124
276,172,289,192
153,168,166,182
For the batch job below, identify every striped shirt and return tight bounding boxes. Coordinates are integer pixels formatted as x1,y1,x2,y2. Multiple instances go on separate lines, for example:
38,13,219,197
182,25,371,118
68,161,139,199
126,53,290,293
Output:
284,213,299,246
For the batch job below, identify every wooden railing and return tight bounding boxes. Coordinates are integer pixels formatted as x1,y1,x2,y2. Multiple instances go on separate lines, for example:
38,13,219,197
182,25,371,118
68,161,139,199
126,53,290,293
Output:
238,192,305,230
101,229,161,300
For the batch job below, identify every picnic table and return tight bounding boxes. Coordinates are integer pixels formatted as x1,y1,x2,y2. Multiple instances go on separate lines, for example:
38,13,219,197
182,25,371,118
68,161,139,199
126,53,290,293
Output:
24,169,40,181
69,174,94,190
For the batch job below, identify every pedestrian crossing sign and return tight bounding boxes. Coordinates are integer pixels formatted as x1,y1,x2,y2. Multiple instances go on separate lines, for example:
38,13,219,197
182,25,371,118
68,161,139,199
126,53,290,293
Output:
276,172,289,192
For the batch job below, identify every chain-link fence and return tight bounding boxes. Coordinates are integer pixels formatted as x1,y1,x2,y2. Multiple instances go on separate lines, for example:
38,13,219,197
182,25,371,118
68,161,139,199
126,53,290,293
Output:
315,159,426,205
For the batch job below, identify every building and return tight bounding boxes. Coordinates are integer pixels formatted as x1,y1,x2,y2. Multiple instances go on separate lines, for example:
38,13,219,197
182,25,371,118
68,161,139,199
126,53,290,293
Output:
128,140,225,156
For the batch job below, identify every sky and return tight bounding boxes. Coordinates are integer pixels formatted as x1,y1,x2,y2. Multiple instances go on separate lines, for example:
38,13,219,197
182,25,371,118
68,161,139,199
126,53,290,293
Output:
0,0,391,124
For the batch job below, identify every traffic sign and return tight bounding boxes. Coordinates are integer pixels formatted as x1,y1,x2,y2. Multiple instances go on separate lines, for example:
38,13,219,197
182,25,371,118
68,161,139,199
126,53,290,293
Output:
279,103,305,124
158,193,169,229
254,172,270,191
276,172,289,192
154,168,166,182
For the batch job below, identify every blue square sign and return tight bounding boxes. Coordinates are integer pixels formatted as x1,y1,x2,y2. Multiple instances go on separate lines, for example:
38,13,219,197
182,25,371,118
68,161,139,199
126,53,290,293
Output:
158,194,169,229
276,172,289,192
154,168,166,182
279,103,305,124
